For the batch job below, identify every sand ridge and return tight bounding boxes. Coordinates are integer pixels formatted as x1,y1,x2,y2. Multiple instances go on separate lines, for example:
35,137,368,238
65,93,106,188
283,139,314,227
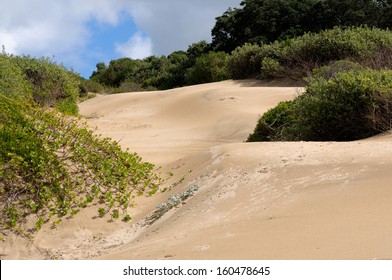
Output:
2,80,392,260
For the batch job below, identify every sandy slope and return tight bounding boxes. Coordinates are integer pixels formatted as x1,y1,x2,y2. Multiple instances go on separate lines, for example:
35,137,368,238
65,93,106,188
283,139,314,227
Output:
2,80,392,260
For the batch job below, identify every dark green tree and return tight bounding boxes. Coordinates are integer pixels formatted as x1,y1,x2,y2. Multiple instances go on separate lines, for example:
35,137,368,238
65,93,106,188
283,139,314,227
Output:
212,0,392,52
212,0,317,52
90,62,107,80
162,51,189,89
211,8,241,52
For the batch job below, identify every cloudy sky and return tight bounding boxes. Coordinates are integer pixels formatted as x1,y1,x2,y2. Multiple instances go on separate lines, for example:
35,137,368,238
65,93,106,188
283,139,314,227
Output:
0,0,241,78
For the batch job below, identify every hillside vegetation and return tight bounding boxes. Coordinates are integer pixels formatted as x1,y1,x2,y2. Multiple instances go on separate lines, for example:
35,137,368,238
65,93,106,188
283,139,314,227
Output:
88,27,392,90
247,27,392,142
0,53,162,238
87,0,392,92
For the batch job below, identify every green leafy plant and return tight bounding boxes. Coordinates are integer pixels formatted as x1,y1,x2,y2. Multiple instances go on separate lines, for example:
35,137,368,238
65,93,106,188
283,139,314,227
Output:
123,214,132,222
227,43,264,79
0,94,163,236
248,67,392,142
111,210,120,220
0,51,80,115
0,50,33,100
247,100,297,142
185,52,229,85
227,27,392,81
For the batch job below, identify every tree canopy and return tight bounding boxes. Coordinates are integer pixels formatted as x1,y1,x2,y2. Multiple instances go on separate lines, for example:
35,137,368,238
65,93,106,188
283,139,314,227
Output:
211,0,392,52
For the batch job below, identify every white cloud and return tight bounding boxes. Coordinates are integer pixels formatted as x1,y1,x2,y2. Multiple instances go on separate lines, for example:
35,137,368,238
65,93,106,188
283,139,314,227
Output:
3,0,132,50
126,0,241,55
0,0,241,76
115,32,153,59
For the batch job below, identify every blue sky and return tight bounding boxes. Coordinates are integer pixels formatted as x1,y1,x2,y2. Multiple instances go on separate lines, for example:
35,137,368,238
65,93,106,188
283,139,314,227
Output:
0,0,240,78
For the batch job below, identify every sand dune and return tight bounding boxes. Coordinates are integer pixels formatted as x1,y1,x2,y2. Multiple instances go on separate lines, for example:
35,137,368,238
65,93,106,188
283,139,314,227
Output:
3,80,392,260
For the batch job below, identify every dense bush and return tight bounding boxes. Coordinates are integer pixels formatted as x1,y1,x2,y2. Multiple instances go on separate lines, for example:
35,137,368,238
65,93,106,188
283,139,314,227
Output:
0,52,80,115
280,27,392,79
15,56,80,115
90,58,142,88
307,60,364,80
247,100,297,142
296,68,392,140
260,57,283,79
0,94,162,236
227,43,264,79
0,52,33,100
229,27,392,81
248,66,392,142
79,79,106,96
185,51,229,85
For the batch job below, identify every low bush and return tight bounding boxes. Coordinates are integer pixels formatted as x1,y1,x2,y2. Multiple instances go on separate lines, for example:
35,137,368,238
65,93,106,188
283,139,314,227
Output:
79,79,105,96
185,51,229,85
227,43,265,79
296,68,392,140
248,66,392,142
0,94,162,236
247,101,297,142
113,80,153,94
280,27,392,79
0,51,80,115
306,60,364,81
15,55,80,115
260,57,283,79
0,52,33,100
228,27,392,81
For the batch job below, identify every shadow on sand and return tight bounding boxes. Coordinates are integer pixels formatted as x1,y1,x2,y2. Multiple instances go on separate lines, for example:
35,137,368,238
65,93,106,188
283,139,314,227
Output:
232,78,303,87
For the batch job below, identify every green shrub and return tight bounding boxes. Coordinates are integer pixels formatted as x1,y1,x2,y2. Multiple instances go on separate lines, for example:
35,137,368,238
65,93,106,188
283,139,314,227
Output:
247,101,297,142
79,79,105,96
15,55,80,114
227,43,265,79
307,60,364,81
55,98,79,115
280,27,392,79
296,69,392,141
113,80,146,93
260,57,282,79
0,51,81,114
0,52,33,100
0,94,162,236
230,27,392,81
185,51,229,85
248,67,392,142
